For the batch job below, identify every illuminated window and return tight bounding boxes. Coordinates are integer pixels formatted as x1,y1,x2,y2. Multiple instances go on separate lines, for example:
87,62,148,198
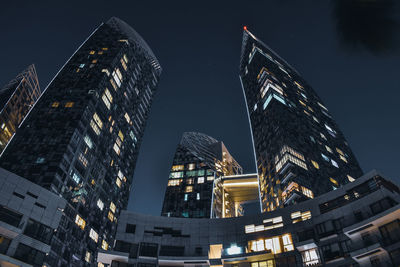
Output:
263,93,286,110
118,131,124,141
102,240,109,250
52,102,59,108
186,178,194,184
112,70,121,87
113,143,120,155
302,248,320,266
347,175,355,182
89,50,95,55
188,163,196,170
251,261,273,267
169,171,184,178
291,211,312,223
75,215,86,230
65,102,74,108
97,199,104,210
72,173,81,184
93,113,103,129
84,135,93,149
89,228,98,242
184,194,188,201
336,148,344,155
123,54,128,63
92,59,97,64
171,165,184,171
110,202,116,213
110,78,117,90
321,153,330,162
124,113,131,123
320,132,327,140
98,263,105,267
276,153,307,172
251,240,265,252
185,186,193,193
311,160,319,169
85,251,91,262
207,176,214,181
282,234,294,252
302,186,314,199
325,145,333,153
330,177,339,186
90,120,100,135
78,153,88,167
331,159,339,168
197,177,204,184
116,178,122,188
120,58,128,71
102,88,113,109
108,211,114,222
209,244,222,259
340,155,348,163
197,193,200,200
167,179,182,186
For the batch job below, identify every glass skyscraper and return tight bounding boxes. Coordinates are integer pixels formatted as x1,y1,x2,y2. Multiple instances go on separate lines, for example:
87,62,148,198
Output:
161,132,242,218
0,17,161,266
239,28,363,212
0,64,41,154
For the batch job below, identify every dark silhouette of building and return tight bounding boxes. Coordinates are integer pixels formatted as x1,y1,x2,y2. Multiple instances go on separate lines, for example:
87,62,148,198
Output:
0,65,41,154
0,17,161,266
161,132,242,218
239,28,363,212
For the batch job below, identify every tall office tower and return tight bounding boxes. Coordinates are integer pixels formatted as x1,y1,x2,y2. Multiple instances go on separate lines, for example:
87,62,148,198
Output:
239,28,363,212
161,132,242,218
0,65,41,154
0,17,161,266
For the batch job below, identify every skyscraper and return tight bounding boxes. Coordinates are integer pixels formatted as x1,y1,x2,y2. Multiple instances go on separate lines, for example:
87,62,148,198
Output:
0,17,161,266
0,64,41,154
161,132,242,218
239,28,363,212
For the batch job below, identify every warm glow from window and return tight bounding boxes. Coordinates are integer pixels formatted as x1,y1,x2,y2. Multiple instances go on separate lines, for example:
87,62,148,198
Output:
89,228,98,242
185,186,193,193
52,102,59,108
197,177,204,184
116,178,122,188
102,240,109,250
65,102,74,108
167,179,182,186
108,211,114,222
330,177,339,186
171,165,184,171
110,202,116,213
311,160,319,169
209,244,222,259
75,215,86,230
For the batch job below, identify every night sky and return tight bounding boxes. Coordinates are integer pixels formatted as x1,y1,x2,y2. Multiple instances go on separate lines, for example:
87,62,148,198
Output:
1,1,399,215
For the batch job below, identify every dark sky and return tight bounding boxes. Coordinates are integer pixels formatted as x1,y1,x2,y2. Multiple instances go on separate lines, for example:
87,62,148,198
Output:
1,1,399,215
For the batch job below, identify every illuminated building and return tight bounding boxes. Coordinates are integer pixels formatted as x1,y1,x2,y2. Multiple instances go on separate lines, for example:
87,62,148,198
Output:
0,65,41,154
0,17,161,266
99,171,400,266
161,132,242,218
239,28,363,211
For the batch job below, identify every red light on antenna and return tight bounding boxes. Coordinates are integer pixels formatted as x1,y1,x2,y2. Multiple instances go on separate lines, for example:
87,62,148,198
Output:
243,26,247,31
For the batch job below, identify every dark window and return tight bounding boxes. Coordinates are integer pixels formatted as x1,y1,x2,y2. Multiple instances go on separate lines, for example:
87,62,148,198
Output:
12,192,25,199
159,245,184,256
139,242,158,257
14,243,45,266
379,220,400,246
24,219,53,244
137,263,156,267
0,206,22,228
125,223,136,234
0,235,12,254
370,197,396,215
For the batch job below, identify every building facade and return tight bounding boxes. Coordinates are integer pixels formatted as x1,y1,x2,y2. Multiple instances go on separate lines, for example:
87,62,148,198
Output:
161,132,242,218
0,64,41,154
239,28,363,212
100,170,400,267
0,17,161,266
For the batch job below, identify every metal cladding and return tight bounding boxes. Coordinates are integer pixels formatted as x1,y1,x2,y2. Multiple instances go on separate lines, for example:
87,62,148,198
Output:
161,132,242,218
239,29,363,212
0,17,161,266
0,64,41,154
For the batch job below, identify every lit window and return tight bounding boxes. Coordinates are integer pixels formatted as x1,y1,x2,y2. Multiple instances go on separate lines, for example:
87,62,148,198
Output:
120,58,128,71
207,176,214,181
251,240,265,252
167,179,182,186
113,143,120,155
251,261,273,267
97,199,104,210
90,120,100,135
185,186,193,193
184,194,188,201
65,102,74,108
110,202,116,213
123,54,128,63
75,215,86,230
282,234,294,252
93,113,103,129
331,159,339,168
320,132,327,140
89,228,98,242
188,163,196,170
72,173,81,184
84,135,93,149
330,177,339,186
116,178,122,188
85,251,91,262
197,193,200,200
301,186,314,199
291,211,311,223
78,153,88,167
171,165,184,171
325,145,333,153
52,102,59,108
197,177,204,184
102,240,109,250
311,160,319,169
340,155,348,163
124,113,131,123
102,95,111,109
321,153,330,162
108,211,114,222
112,71,121,87
169,171,184,178
302,248,320,266
347,175,355,182
263,93,286,110
186,178,194,184
129,131,137,143
118,131,124,141
110,78,117,90
89,50,95,55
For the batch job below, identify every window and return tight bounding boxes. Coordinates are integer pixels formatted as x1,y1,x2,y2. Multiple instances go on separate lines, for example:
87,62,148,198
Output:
311,160,319,169
14,243,45,266
196,193,200,200
331,159,339,168
124,112,131,123
24,219,53,244
110,202,116,213
302,248,320,266
207,176,214,181
325,145,333,153
89,228,98,242
169,171,183,178
90,120,100,135
120,58,128,71
330,177,339,186
321,153,330,162
282,234,294,251
167,179,182,186
171,165,184,171
251,261,273,267
126,223,136,234
75,215,86,230
97,199,104,210
52,102,59,108
108,211,114,222
302,186,314,199
116,178,122,188
185,186,193,193
379,220,400,246
72,173,81,184
102,240,109,250
347,175,355,182
184,194,188,201
197,177,204,184
188,163,196,170
78,153,88,167
93,113,103,129
65,102,74,108
251,240,265,252
84,135,93,149
291,211,312,223
85,251,91,263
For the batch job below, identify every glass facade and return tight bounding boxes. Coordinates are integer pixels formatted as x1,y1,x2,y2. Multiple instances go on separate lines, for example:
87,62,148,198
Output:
0,17,161,266
239,28,363,212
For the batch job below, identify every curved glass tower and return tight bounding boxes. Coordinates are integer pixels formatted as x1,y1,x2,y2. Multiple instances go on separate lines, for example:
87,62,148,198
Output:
161,132,242,218
0,17,161,266
239,28,363,212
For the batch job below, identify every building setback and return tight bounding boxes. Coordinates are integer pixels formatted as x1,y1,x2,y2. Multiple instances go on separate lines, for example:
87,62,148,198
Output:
161,132,242,218
0,17,161,266
0,64,41,154
99,170,400,267
239,28,363,212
